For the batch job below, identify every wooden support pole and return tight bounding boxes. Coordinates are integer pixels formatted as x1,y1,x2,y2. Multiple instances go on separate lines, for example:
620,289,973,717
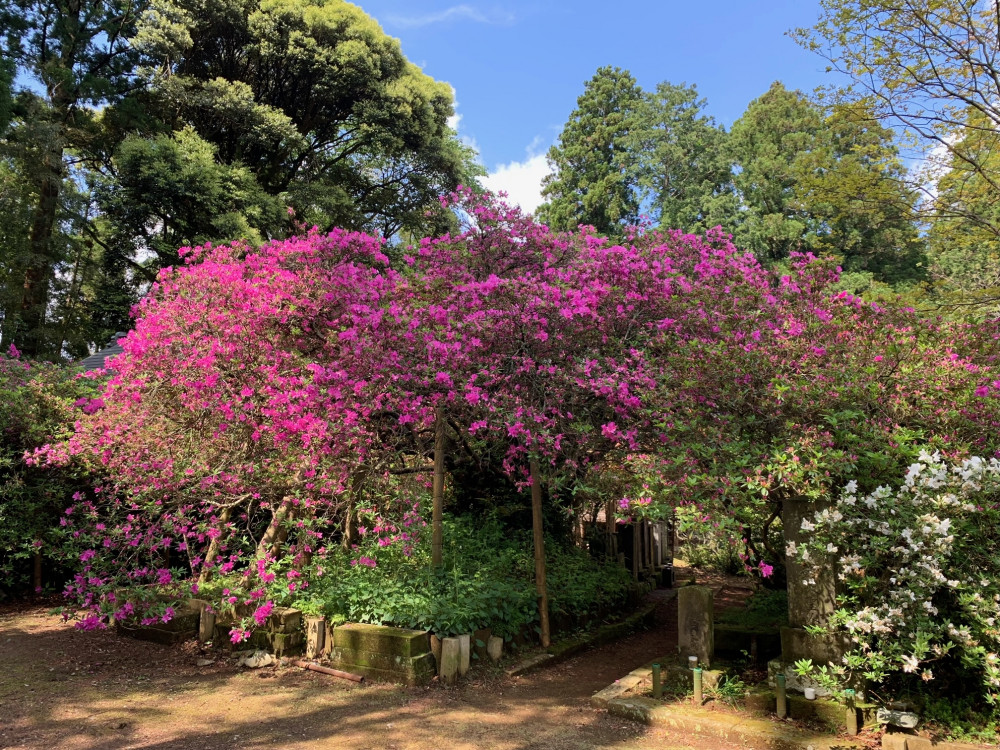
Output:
432,406,446,567
32,547,42,592
530,459,550,648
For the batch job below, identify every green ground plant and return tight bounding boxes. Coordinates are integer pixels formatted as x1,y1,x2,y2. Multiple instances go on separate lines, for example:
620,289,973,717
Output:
280,514,632,639
715,589,788,631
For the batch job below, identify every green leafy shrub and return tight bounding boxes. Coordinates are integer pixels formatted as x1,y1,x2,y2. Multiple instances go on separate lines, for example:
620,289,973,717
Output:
283,513,632,639
0,353,99,596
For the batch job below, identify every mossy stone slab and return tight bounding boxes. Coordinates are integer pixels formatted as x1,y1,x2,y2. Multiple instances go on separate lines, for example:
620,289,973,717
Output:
328,650,435,686
333,623,431,658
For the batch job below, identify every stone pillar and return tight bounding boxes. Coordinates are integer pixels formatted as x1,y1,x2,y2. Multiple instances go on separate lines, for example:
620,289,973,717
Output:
458,633,471,677
198,604,215,644
305,616,326,659
772,496,849,696
782,497,837,629
440,637,460,686
430,634,442,674
487,635,503,662
678,585,714,668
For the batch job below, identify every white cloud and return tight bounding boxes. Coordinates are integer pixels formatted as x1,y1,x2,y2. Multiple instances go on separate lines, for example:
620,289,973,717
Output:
445,85,462,131
483,152,552,215
387,5,514,29
915,132,959,206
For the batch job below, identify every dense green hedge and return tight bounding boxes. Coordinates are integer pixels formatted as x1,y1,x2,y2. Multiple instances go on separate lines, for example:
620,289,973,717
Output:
280,514,633,638
0,354,98,596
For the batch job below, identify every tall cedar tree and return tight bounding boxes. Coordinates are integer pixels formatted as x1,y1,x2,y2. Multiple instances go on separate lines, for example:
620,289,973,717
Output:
538,66,644,237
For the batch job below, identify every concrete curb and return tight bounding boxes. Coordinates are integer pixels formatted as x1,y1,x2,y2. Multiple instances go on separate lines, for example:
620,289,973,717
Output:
882,731,991,750
604,698,863,749
593,659,865,750
506,596,666,678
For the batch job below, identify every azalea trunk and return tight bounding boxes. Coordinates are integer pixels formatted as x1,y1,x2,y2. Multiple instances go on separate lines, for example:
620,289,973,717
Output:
295,504,318,569
432,406,446,567
343,471,365,550
199,507,232,584
530,459,550,648
257,497,294,560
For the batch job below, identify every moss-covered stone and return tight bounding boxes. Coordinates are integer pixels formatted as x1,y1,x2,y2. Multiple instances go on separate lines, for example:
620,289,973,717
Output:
608,699,865,749
333,623,431,658
659,661,723,690
787,694,847,730
744,687,776,715
327,649,435,686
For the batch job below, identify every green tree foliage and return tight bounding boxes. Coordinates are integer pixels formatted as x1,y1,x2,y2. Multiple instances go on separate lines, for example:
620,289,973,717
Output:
636,81,735,233
0,0,480,360
792,0,1000,241
537,66,645,236
539,71,734,237
540,72,921,289
927,108,1000,310
0,53,13,134
791,102,926,287
728,82,823,263
728,82,924,286
95,127,284,282
0,352,99,594
130,0,475,240
0,0,146,359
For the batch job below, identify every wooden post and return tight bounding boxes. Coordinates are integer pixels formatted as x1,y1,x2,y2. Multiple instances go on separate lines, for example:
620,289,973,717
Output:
606,498,616,561
198,604,216,643
632,522,639,581
530,460,550,648
432,406,446,567
32,547,42,592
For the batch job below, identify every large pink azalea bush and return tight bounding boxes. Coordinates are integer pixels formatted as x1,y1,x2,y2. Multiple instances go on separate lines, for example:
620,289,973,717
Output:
34,191,1000,631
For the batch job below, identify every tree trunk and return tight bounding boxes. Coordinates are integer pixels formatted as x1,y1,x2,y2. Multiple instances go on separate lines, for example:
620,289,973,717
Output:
18,133,64,358
199,508,232,584
530,459,550,648
431,406,446,567
256,497,294,560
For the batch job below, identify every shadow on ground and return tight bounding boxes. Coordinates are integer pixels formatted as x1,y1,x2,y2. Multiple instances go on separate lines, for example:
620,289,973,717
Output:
0,588,755,750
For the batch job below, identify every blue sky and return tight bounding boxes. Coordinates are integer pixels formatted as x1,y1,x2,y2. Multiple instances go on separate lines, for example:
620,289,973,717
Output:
358,1,835,210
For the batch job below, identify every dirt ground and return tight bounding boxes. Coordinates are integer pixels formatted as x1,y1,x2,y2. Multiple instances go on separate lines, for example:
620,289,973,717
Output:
0,577,756,750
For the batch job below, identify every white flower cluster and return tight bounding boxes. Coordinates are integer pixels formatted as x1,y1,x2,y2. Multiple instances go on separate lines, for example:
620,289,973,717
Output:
792,451,1000,696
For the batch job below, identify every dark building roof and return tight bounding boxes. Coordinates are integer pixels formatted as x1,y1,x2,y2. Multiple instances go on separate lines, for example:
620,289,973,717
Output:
80,332,127,372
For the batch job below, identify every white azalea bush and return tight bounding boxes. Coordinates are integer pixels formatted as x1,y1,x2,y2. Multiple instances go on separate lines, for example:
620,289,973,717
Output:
794,450,1000,704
